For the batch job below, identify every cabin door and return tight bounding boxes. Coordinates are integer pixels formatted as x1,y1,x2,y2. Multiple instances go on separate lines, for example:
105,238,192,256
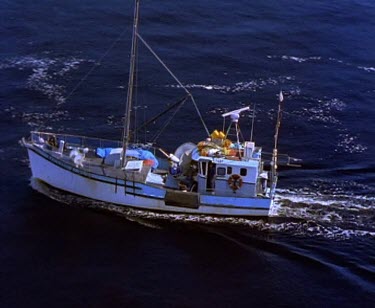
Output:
206,162,216,192
198,160,215,193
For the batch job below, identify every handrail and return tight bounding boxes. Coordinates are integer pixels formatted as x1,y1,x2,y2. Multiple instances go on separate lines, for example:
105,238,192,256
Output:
29,131,160,155
30,131,121,144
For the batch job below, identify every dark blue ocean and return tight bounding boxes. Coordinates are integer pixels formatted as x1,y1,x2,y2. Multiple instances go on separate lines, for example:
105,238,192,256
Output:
1,0,374,306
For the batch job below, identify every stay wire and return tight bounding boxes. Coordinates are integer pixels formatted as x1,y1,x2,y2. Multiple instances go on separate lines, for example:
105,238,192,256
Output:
136,32,210,137
64,27,129,104
41,28,129,131
151,98,187,143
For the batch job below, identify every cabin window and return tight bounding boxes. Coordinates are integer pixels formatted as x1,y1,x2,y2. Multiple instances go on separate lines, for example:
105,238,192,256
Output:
217,167,226,176
240,168,247,176
227,167,232,175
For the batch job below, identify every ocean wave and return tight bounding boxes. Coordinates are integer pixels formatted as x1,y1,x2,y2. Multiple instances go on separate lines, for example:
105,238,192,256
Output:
268,55,375,74
2,105,69,129
30,179,375,240
267,55,322,63
275,188,374,211
0,55,87,105
328,57,345,64
165,75,296,94
272,188,375,236
21,110,70,128
279,95,347,126
287,96,368,153
278,55,322,63
336,133,368,154
357,66,375,73
170,79,367,155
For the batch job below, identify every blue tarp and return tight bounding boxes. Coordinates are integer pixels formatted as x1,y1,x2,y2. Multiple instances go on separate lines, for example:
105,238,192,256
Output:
96,147,159,169
96,147,113,158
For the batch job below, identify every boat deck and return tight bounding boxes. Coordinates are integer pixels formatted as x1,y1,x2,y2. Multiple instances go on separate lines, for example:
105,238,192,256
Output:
48,148,156,183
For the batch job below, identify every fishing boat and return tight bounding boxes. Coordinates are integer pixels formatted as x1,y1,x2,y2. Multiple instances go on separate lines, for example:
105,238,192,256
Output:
22,0,298,217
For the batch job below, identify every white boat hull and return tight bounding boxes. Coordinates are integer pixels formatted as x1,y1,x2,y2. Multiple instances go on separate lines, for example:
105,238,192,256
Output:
26,145,272,217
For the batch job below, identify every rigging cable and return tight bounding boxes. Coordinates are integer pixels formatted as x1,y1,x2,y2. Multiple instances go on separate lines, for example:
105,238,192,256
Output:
134,95,189,134
35,29,131,130
151,97,187,143
136,32,210,137
64,27,129,104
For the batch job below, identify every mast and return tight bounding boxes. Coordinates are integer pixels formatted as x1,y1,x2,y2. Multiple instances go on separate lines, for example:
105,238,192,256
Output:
121,0,140,168
270,91,283,198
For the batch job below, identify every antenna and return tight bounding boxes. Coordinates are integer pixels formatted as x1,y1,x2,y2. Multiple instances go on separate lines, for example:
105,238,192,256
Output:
222,106,251,153
221,106,250,119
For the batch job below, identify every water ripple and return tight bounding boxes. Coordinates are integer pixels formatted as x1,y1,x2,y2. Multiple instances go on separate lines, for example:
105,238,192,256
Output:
0,55,88,105
30,179,375,241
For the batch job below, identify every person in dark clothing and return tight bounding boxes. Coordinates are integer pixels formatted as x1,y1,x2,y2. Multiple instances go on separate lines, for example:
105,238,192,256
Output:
207,162,216,191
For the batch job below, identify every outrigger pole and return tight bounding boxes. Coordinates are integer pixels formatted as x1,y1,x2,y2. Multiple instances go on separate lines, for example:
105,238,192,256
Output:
121,0,140,168
270,91,284,198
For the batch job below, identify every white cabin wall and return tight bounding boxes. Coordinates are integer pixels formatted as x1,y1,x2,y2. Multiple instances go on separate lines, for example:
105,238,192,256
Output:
214,179,256,197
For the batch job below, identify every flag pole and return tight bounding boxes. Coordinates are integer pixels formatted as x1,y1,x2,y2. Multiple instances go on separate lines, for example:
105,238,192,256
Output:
270,91,284,199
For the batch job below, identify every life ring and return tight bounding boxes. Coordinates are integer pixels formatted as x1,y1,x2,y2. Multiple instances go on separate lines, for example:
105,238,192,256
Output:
228,174,243,191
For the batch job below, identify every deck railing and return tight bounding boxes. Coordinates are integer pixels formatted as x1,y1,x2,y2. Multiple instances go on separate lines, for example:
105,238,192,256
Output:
30,131,123,150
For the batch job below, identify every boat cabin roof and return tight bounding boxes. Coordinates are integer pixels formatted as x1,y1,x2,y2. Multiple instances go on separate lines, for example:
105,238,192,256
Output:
198,156,259,167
